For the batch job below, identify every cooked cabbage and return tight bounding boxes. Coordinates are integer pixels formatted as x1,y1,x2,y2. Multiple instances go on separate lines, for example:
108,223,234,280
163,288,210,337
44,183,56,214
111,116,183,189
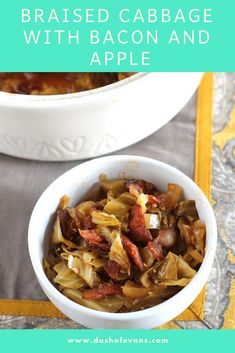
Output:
91,211,121,227
44,175,206,313
51,215,78,248
53,262,85,289
109,233,131,274
63,288,124,312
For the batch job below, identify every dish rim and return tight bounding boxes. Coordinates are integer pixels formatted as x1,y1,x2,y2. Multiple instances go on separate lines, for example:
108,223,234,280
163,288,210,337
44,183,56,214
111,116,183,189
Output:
0,72,204,108
0,72,144,105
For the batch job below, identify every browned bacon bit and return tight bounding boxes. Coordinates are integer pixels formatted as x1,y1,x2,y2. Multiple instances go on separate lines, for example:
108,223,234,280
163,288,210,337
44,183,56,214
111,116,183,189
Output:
88,243,110,256
82,283,122,300
79,229,105,244
135,180,146,189
84,213,94,230
67,218,79,235
79,229,110,254
147,194,159,205
85,204,103,230
122,235,144,272
147,240,164,261
152,194,172,210
127,179,145,190
158,228,177,249
24,72,41,81
74,210,85,230
58,209,79,239
58,209,70,235
129,205,152,243
104,261,121,280
127,179,157,194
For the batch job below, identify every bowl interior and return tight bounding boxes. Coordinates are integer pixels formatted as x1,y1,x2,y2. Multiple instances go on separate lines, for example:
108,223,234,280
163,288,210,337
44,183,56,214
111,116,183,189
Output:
28,155,217,322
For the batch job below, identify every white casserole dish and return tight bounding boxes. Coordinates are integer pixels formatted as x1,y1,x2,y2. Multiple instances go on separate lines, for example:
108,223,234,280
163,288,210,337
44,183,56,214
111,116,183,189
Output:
0,72,203,161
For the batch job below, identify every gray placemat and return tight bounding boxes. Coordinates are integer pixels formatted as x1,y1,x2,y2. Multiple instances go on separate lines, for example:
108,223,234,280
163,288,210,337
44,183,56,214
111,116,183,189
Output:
0,93,196,300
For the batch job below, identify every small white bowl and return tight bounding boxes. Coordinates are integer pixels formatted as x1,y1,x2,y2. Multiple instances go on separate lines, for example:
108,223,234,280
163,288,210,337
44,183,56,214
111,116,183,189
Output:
0,73,203,161
28,155,217,328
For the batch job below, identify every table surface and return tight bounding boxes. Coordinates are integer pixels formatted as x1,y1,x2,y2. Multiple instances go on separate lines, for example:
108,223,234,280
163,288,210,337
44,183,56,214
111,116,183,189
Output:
0,72,234,329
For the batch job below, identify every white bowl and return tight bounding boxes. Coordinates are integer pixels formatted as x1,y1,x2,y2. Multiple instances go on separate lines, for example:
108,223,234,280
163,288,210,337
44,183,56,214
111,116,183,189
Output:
28,155,217,328
0,73,203,161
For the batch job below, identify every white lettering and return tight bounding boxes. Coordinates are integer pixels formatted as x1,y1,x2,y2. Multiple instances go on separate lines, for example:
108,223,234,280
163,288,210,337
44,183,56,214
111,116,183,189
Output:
119,9,129,23
169,30,180,44
199,30,210,44
21,9,31,23
90,30,99,44
48,9,59,23
90,52,101,65
162,9,171,22
175,9,186,23
23,30,40,44
68,30,79,44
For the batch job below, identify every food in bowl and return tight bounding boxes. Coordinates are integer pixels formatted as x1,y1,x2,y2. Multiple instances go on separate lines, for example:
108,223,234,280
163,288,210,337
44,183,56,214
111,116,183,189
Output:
44,175,206,313
0,72,135,95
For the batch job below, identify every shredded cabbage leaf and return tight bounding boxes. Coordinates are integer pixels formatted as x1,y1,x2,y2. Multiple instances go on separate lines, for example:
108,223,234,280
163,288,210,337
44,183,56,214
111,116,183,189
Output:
44,175,206,313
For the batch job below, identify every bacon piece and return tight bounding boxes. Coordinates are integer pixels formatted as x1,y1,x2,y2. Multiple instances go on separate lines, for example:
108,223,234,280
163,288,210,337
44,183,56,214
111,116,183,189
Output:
127,179,156,194
58,209,79,240
153,194,173,211
104,261,121,280
129,205,152,243
122,235,144,272
82,283,122,300
79,229,105,243
58,209,70,236
23,73,41,81
84,204,103,230
74,210,85,230
67,218,79,234
84,213,95,230
87,243,110,255
158,228,177,249
147,194,159,205
147,240,164,261
127,179,145,189
153,184,182,211
79,229,110,254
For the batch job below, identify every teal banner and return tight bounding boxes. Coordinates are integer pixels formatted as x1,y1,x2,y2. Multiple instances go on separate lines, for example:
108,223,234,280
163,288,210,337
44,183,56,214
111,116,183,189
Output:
0,0,234,71
0,330,235,353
